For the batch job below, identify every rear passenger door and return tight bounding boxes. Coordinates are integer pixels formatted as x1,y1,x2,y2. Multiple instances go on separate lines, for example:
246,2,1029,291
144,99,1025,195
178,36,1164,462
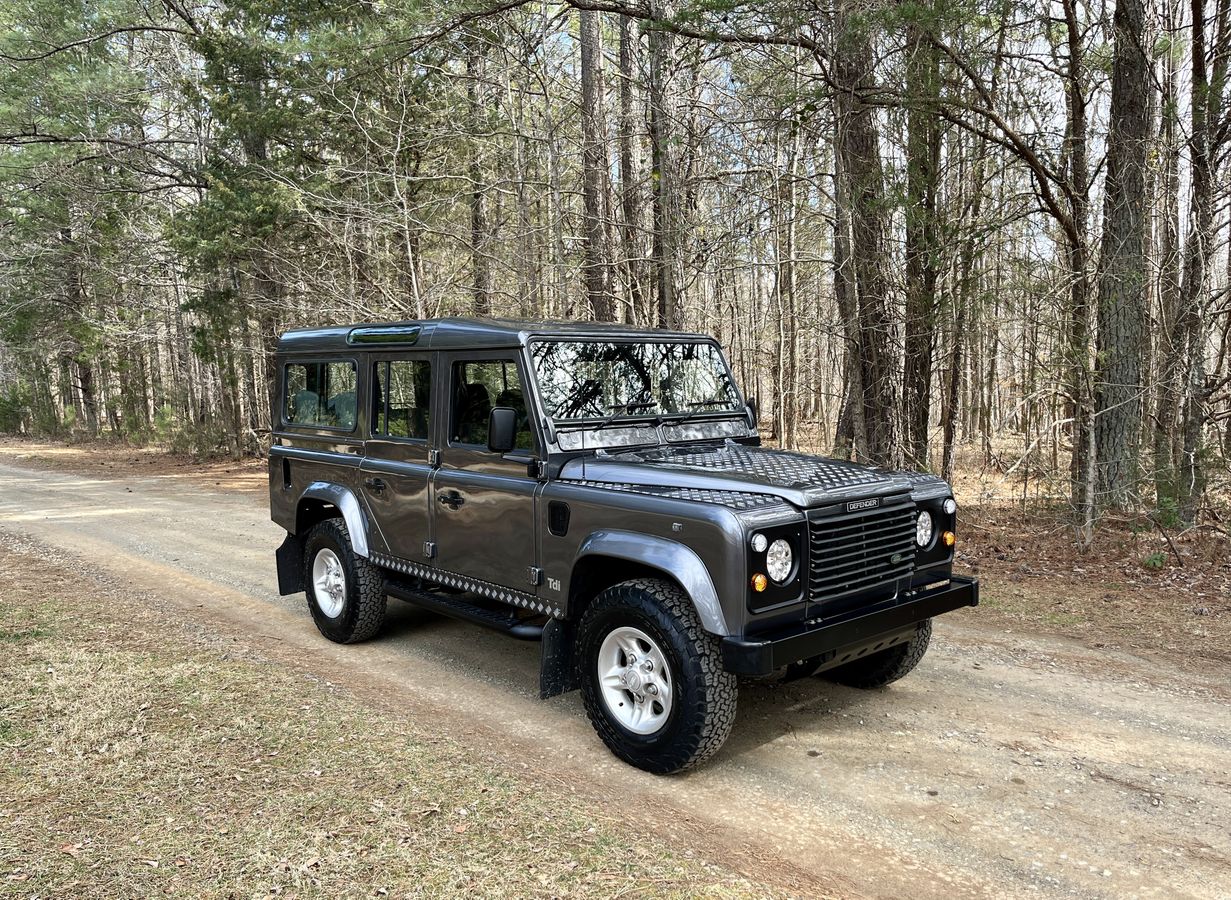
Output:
431,353,540,592
360,355,435,565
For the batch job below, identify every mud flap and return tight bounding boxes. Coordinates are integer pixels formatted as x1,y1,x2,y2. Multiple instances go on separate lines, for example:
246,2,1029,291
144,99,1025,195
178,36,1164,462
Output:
539,618,578,699
275,532,306,595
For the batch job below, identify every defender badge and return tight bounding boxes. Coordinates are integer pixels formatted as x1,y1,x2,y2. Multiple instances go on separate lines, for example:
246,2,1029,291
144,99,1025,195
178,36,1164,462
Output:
846,497,881,512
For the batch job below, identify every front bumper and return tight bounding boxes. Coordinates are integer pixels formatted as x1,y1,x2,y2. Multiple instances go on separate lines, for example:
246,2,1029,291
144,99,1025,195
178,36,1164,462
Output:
721,575,979,676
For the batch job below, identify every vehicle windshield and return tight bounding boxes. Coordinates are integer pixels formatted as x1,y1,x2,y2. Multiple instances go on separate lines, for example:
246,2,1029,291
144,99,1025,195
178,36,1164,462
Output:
529,339,743,421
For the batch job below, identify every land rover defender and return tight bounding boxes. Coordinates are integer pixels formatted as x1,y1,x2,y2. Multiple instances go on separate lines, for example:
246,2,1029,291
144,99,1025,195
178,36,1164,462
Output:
269,318,978,773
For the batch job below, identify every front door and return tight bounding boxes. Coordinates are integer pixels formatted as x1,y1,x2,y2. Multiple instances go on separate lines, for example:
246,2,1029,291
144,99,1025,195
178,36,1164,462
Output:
360,354,435,564
431,353,540,593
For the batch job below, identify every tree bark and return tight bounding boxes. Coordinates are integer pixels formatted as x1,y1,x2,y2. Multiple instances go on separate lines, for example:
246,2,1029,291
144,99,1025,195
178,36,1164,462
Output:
1093,0,1151,507
832,0,898,466
1060,0,1095,543
467,42,492,316
648,1,680,328
902,11,942,471
617,16,647,324
1154,2,1183,505
580,8,616,321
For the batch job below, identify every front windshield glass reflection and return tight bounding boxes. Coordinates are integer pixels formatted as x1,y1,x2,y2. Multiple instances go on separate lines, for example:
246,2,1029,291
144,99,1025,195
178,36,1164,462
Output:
530,340,742,421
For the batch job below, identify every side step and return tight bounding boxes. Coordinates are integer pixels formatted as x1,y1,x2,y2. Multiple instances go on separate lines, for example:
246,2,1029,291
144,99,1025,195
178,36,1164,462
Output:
385,579,545,641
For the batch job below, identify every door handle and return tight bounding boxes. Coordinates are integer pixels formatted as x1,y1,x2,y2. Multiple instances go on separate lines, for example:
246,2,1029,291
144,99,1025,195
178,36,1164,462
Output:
364,477,387,494
438,491,465,510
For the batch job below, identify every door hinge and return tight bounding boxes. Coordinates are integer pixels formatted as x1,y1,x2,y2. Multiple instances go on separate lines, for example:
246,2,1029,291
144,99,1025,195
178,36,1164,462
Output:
527,566,542,586
423,541,436,559
428,449,441,467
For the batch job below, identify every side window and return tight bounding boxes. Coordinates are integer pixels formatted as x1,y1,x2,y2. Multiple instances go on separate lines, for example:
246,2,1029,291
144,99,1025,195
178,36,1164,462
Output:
451,360,533,451
372,359,432,440
285,361,357,430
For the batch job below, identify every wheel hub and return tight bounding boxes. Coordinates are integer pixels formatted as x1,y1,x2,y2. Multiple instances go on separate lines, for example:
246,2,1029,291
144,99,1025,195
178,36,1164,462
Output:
620,666,645,693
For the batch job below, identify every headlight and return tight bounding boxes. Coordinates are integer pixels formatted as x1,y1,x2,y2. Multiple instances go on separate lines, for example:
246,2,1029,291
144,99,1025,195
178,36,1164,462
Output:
916,510,934,547
943,498,957,515
750,533,768,553
766,539,793,583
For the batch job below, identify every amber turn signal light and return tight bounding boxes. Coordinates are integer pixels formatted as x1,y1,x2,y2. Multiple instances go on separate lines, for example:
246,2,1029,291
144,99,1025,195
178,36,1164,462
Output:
942,531,956,547
751,573,768,592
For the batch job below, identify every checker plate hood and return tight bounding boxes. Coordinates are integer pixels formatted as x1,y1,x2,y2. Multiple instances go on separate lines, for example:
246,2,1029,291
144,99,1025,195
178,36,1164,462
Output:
557,442,940,509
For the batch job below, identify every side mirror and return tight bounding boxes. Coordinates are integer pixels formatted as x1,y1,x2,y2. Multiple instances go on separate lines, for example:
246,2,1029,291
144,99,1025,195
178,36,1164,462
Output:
488,407,518,454
747,396,759,428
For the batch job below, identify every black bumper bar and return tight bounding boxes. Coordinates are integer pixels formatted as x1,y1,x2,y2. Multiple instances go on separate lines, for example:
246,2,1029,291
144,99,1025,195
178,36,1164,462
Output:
721,575,979,676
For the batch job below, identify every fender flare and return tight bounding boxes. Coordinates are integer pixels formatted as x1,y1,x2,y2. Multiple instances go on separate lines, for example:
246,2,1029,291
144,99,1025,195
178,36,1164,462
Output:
574,530,729,635
299,481,371,558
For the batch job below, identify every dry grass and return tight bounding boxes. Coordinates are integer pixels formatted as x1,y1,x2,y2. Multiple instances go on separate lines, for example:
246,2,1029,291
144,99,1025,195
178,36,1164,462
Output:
0,540,776,899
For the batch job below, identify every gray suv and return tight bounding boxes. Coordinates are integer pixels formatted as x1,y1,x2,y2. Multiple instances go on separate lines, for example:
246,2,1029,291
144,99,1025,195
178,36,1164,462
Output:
269,318,977,772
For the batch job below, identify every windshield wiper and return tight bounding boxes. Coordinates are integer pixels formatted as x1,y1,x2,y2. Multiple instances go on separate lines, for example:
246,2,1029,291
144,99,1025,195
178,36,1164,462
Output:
592,400,659,431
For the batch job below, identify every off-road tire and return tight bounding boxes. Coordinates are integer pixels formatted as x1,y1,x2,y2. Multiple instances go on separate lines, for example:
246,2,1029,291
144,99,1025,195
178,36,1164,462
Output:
577,578,737,774
823,619,933,688
303,518,387,644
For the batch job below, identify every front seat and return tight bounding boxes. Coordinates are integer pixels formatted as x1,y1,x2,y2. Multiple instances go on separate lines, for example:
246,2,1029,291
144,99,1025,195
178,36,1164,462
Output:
455,383,492,445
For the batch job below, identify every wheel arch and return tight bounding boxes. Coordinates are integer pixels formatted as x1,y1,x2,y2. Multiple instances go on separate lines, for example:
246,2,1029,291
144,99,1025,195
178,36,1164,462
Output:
568,531,728,636
276,482,371,597
296,482,370,558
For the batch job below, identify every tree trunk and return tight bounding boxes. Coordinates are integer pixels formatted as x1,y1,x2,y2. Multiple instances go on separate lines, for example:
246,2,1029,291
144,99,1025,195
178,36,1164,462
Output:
832,0,898,466
1093,0,1150,507
1154,3,1183,505
902,12,942,471
832,88,866,460
467,43,492,316
617,16,647,324
648,1,679,328
1061,0,1095,543
580,8,616,321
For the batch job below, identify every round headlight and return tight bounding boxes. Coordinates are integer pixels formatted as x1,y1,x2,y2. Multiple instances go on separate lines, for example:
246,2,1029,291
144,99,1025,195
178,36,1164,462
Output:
943,498,957,515
750,533,768,553
766,539,793,583
916,510,934,548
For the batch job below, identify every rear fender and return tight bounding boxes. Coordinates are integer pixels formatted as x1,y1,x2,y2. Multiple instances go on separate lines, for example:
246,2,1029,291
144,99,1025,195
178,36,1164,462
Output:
299,482,370,558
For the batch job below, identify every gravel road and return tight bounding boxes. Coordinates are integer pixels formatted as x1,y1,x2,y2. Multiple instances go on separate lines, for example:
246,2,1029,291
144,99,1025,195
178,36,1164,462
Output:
1,460,1228,899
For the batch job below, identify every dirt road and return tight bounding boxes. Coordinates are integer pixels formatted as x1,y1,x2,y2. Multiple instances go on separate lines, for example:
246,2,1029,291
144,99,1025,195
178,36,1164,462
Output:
1,459,1228,899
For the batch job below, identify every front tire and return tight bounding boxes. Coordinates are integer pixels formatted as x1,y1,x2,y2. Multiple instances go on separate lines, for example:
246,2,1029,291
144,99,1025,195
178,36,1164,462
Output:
303,518,387,643
577,579,737,774
823,619,933,688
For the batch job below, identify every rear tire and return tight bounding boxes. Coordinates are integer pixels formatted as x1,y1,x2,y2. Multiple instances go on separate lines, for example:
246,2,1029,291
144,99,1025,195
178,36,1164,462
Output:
823,619,932,688
577,578,737,774
303,518,387,643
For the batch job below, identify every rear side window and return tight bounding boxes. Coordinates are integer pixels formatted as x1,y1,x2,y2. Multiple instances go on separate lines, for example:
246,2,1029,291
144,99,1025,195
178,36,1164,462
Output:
373,359,431,440
284,361,358,430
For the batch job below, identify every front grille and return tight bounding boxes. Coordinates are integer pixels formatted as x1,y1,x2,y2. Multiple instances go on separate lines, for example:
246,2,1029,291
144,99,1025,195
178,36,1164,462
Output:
807,500,916,603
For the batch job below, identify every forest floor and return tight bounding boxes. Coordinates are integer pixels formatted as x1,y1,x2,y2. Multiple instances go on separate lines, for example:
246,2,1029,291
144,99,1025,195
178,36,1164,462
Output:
0,436,1229,898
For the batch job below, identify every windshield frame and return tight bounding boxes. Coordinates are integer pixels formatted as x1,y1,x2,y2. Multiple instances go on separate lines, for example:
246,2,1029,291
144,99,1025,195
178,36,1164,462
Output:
524,334,748,429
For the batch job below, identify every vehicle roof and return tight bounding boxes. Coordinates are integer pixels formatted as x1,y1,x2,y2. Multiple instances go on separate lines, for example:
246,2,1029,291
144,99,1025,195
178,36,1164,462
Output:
276,317,713,354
